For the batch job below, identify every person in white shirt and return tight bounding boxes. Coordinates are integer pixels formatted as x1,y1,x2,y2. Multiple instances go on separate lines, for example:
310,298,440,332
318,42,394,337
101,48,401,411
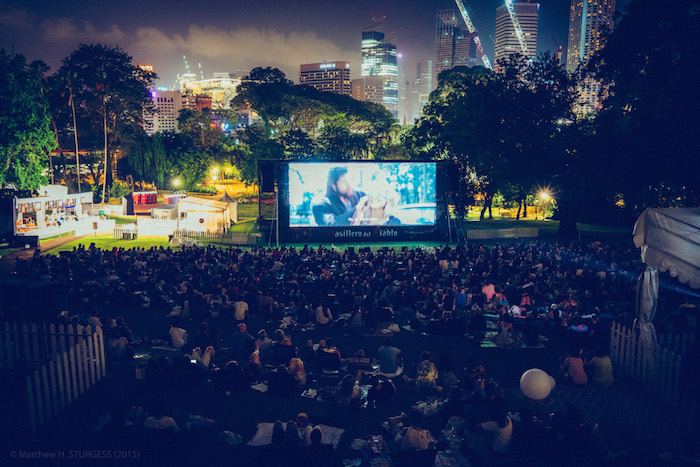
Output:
478,399,512,454
143,405,179,432
169,319,189,349
234,300,249,321
315,304,332,326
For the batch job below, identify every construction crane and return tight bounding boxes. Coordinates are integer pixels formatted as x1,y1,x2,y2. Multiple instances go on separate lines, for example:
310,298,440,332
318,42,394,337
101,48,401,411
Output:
454,0,492,70
504,0,529,56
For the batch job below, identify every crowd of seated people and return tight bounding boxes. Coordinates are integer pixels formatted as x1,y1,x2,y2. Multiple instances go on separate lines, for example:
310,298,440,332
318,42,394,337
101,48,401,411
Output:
10,240,699,465
13,241,651,341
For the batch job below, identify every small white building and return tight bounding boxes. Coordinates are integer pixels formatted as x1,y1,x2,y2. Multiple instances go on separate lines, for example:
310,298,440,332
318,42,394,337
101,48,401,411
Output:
15,185,112,239
177,197,231,232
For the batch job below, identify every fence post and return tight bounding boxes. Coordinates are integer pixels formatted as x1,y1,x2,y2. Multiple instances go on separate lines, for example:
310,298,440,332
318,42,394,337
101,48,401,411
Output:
34,369,44,429
68,346,78,402
86,327,96,385
55,354,66,411
26,373,37,433
22,323,32,364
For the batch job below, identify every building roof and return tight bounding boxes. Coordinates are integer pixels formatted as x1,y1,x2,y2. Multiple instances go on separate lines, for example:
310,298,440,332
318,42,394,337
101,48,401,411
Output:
217,192,238,205
178,197,229,211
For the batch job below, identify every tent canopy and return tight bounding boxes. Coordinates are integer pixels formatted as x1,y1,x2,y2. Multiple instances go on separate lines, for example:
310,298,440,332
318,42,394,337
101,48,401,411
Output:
633,208,700,289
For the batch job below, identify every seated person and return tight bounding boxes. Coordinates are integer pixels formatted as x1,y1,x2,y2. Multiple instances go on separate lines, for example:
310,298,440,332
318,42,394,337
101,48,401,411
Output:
415,351,440,393
302,426,337,467
562,348,588,385
288,357,307,387
215,360,249,392
185,346,215,368
400,411,433,451
336,374,361,406
377,338,402,376
143,404,179,432
586,346,614,387
256,329,275,363
169,319,189,350
295,413,313,446
268,364,297,396
367,377,395,407
478,398,513,454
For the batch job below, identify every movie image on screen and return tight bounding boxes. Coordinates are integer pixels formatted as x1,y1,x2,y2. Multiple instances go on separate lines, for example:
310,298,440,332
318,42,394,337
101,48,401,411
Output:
288,162,436,227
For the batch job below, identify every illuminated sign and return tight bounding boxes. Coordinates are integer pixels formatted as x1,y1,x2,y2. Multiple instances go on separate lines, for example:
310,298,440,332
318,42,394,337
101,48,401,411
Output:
319,63,336,69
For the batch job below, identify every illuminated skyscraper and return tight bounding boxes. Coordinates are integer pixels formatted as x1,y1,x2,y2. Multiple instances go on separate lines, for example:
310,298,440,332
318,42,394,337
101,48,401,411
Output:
299,62,351,95
567,0,616,115
361,30,398,117
145,90,182,136
567,0,615,72
435,10,472,83
494,2,539,66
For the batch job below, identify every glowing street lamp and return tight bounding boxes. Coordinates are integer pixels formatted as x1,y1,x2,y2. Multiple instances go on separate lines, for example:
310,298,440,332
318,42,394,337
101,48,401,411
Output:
172,178,181,188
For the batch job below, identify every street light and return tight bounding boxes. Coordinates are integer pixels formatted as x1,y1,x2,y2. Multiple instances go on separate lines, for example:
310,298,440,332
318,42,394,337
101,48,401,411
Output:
172,178,181,188
538,189,553,219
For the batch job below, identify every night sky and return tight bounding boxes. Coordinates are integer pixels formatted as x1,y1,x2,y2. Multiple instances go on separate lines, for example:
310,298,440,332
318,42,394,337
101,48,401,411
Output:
1,0,631,87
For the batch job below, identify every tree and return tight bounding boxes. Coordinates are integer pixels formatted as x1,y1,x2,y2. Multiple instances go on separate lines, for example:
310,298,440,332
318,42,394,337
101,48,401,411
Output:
407,55,577,223
51,44,156,199
0,51,56,190
590,0,700,211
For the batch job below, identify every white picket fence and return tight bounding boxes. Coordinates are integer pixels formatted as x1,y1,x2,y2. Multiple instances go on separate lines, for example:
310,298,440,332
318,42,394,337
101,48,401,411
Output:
465,227,538,240
658,331,695,357
0,323,106,433
173,229,261,245
0,322,100,368
609,321,682,404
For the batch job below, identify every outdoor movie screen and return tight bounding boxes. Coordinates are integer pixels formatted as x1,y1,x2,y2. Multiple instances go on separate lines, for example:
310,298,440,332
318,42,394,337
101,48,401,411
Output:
288,162,436,228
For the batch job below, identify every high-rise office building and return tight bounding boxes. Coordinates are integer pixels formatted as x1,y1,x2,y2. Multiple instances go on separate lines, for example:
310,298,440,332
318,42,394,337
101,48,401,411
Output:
361,30,398,117
299,62,351,95
351,77,385,106
435,10,472,83
144,90,182,136
567,0,616,115
416,60,434,109
494,2,539,66
567,0,615,73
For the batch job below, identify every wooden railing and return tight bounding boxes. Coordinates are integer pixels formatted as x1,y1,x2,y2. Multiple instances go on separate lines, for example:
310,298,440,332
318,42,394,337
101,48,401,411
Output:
465,227,538,240
609,321,682,404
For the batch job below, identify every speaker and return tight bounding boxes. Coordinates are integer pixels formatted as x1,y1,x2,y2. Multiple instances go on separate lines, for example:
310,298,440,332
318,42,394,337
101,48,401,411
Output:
260,162,275,193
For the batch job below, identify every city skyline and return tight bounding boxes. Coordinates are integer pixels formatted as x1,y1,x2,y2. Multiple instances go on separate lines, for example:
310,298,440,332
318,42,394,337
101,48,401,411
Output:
0,0,631,89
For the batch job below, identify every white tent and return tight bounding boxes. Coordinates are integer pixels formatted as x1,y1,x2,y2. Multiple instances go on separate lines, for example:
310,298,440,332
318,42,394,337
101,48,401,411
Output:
632,208,700,346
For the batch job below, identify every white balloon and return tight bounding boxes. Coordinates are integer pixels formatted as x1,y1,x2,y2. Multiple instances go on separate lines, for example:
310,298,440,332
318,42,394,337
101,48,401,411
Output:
520,368,554,400
170,238,181,247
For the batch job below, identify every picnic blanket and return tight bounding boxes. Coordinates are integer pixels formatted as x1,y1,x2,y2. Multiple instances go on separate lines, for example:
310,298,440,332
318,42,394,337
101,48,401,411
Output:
248,422,344,448
479,331,545,349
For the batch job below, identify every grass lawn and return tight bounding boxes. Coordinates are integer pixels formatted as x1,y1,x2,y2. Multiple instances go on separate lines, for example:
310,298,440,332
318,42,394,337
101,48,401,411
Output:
229,219,258,233
458,218,631,238
237,203,258,219
46,234,177,254
108,214,137,225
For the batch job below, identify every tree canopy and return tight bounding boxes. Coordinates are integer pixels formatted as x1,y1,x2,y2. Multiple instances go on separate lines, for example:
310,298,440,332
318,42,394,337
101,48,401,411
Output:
590,0,700,210
0,51,55,190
